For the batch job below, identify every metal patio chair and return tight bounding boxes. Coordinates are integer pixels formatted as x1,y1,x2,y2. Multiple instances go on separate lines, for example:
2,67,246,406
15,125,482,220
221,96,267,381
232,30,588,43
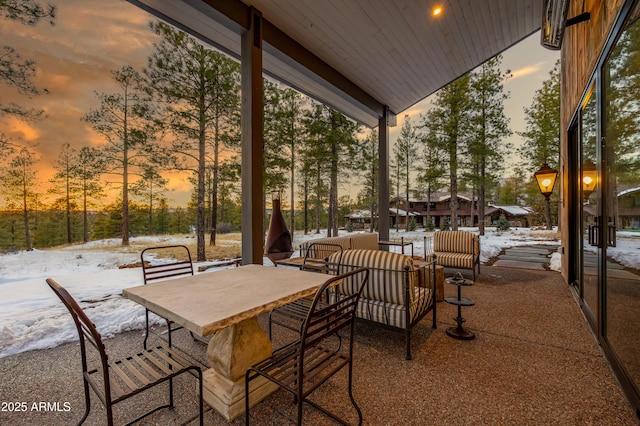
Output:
268,243,343,340
141,245,196,349
246,267,368,425
46,278,203,426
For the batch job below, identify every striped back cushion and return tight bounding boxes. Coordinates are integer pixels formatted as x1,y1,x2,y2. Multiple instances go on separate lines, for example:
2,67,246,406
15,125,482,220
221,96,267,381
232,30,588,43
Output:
433,231,477,255
328,249,415,305
349,233,379,250
300,236,351,257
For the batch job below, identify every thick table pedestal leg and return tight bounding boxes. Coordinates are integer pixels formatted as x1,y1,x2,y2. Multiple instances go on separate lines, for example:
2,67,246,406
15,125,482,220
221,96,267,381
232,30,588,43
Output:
202,317,279,421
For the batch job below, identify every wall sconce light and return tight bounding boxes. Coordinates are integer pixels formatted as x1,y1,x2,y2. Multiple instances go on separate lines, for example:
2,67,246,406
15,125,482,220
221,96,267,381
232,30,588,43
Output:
582,159,597,199
534,163,558,199
541,0,591,50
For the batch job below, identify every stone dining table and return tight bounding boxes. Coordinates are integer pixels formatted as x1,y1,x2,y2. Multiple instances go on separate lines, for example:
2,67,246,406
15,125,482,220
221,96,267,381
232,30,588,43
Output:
122,263,331,421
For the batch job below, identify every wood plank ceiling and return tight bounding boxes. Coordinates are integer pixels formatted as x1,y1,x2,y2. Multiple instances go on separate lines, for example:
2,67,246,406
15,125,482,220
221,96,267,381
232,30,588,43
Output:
130,0,541,127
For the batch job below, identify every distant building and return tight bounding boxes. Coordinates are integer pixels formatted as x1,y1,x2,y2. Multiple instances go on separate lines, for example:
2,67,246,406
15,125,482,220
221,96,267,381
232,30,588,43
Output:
618,187,640,230
485,205,533,227
344,209,374,229
390,193,533,228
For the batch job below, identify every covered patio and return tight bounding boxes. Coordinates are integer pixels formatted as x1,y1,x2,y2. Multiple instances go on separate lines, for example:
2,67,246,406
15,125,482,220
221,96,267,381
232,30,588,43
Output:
68,0,638,421
1,265,636,424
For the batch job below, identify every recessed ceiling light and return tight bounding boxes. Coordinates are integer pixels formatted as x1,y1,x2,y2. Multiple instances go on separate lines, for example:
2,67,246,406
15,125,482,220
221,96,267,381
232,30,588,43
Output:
432,6,443,17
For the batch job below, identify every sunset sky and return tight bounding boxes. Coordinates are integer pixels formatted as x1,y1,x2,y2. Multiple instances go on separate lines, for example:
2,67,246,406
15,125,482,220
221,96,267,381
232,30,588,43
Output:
0,0,559,208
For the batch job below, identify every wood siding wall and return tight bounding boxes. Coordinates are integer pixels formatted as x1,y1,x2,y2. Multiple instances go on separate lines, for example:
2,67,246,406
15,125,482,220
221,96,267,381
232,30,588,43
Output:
559,0,624,280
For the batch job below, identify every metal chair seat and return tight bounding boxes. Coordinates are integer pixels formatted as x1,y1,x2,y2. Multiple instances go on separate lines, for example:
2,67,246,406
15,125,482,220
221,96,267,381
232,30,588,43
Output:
46,278,203,426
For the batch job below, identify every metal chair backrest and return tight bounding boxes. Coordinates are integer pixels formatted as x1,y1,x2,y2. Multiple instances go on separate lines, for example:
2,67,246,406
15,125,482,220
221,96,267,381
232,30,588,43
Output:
46,278,113,402
300,266,368,358
141,245,194,284
302,242,343,274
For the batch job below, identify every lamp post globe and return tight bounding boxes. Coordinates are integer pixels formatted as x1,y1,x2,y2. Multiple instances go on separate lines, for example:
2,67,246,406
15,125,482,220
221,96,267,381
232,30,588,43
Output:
534,163,558,230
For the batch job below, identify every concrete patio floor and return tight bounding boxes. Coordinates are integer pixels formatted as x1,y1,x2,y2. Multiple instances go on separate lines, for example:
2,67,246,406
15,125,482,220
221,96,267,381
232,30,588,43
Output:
1,266,638,425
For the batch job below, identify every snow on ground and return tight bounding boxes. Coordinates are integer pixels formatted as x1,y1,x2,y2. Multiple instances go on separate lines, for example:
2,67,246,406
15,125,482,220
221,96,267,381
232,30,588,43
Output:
0,227,636,359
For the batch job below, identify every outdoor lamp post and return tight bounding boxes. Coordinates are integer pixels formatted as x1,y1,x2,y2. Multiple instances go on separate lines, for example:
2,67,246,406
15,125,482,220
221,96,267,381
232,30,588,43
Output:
582,159,597,200
534,163,558,230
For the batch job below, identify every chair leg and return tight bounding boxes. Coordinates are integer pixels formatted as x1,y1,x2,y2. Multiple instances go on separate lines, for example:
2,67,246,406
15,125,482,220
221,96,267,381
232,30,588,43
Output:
78,377,91,425
245,370,252,425
405,329,412,360
166,319,172,348
197,369,204,426
144,309,150,350
348,360,363,426
297,388,304,425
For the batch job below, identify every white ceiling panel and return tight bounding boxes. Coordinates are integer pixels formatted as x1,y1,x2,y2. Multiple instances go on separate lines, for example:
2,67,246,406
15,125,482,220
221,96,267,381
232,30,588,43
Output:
130,0,541,127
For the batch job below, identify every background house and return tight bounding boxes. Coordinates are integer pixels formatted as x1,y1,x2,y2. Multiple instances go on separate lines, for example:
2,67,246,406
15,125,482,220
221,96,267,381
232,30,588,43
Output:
391,193,533,228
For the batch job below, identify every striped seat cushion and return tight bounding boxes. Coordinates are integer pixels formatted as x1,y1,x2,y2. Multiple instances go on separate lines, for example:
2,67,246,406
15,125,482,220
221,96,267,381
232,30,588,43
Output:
433,251,475,269
329,287,430,328
328,249,415,305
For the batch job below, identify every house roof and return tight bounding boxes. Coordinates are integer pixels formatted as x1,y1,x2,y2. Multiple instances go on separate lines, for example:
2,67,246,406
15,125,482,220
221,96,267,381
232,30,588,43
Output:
618,187,640,197
344,209,373,219
394,192,476,203
488,205,533,216
130,0,541,127
389,208,418,217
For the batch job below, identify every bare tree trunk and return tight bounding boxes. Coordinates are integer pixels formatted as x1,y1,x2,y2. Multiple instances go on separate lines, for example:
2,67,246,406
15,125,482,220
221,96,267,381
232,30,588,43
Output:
450,136,458,231
329,142,338,237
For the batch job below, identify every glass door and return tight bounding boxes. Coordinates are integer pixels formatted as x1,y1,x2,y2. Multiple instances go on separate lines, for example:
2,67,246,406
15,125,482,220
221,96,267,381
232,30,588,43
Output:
603,13,640,395
579,86,599,324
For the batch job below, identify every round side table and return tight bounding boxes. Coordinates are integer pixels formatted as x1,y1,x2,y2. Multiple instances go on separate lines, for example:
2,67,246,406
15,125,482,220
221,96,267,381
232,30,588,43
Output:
444,273,475,340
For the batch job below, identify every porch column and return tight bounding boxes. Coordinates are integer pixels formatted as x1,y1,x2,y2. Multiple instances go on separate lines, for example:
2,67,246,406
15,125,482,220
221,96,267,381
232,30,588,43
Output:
378,106,390,241
241,7,264,264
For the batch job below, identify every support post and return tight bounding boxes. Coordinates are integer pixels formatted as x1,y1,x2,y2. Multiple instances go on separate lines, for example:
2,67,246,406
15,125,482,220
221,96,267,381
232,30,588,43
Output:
241,8,264,264
378,106,390,242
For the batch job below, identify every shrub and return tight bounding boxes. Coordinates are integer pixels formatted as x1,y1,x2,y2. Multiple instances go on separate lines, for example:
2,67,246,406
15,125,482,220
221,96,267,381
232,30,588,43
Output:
496,214,511,231
440,216,451,231
408,217,416,231
425,217,435,231
217,222,234,234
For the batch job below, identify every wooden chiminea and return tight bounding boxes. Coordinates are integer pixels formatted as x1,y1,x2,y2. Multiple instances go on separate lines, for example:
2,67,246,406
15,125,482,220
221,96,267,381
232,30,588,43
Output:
264,191,293,263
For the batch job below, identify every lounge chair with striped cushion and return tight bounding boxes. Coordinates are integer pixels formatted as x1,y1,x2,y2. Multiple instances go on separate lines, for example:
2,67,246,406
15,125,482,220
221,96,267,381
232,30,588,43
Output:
430,230,480,280
327,249,436,360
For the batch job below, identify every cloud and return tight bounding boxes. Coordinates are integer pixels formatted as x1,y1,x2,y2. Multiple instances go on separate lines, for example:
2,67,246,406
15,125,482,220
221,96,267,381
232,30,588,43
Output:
510,62,546,80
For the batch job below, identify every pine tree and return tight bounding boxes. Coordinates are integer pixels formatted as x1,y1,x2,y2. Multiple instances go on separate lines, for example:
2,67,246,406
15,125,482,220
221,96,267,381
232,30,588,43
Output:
519,60,561,170
49,143,78,244
145,21,240,258
354,129,378,232
417,127,446,229
74,146,106,242
130,166,168,235
394,116,419,231
0,147,39,250
303,104,360,236
82,65,155,246
263,81,290,231
271,85,306,236
0,1,54,123
422,74,471,230
467,55,512,235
